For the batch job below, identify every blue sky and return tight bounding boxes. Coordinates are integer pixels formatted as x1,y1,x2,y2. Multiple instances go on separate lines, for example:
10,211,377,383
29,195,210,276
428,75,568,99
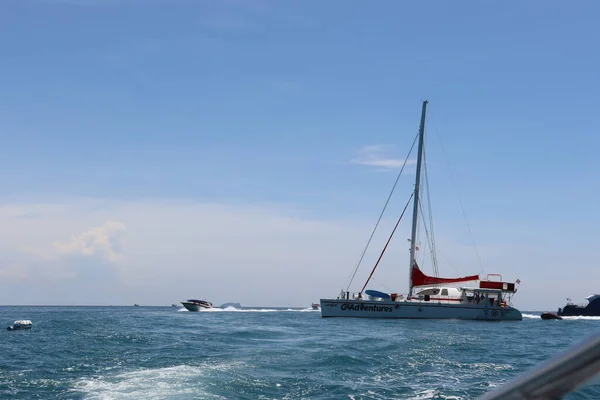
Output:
1,0,599,308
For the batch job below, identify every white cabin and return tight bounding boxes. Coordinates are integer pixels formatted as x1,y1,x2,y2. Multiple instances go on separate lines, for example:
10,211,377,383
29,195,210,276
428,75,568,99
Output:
411,286,507,306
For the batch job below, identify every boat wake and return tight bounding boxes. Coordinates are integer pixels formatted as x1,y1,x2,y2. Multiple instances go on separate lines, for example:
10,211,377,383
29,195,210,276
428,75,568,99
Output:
178,307,318,313
72,363,245,399
561,315,600,320
522,313,600,320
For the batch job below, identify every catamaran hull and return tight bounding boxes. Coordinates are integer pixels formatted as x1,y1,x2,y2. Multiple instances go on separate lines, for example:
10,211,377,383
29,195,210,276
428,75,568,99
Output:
320,299,522,321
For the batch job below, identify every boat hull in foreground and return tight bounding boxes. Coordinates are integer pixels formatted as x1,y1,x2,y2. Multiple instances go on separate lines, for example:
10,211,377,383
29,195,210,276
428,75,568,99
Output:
320,299,522,321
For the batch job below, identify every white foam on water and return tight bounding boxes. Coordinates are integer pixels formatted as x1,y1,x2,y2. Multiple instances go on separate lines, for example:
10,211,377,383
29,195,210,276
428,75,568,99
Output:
204,307,283,312
561,315,600,320
407,389,463,400
179,307,315,313
348,389,464,400
299,307,320,312
469,362,514,371
522,313,600,320
73,363,242,400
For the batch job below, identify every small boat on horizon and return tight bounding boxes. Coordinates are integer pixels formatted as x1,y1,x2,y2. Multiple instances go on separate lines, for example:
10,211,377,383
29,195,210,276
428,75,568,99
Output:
311,303,320,310
7,320,32,331
181,299,213,312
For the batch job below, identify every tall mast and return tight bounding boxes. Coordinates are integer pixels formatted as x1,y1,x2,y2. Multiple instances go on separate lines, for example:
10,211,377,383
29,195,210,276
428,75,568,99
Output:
408,100,428,298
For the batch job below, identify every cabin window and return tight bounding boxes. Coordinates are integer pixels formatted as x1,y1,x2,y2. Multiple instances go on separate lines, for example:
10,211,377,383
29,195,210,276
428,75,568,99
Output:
441,289,448,296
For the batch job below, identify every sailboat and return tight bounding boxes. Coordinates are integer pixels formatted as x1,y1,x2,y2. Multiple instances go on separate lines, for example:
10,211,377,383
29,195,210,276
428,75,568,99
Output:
320,101,522,321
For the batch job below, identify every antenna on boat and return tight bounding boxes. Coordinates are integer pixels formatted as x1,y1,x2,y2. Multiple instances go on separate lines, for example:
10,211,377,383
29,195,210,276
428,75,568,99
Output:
408,100,428,298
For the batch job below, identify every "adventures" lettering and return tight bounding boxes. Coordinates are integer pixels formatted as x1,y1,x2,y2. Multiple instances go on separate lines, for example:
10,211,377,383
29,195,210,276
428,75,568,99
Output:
340,303,393,312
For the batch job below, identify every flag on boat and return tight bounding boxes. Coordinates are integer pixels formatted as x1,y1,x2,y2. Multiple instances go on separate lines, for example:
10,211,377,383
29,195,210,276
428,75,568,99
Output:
515,278,521,284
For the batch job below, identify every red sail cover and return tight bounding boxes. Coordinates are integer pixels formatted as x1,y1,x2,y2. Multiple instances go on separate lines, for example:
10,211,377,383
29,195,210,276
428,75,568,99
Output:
411,264,479,287
479,281,516,292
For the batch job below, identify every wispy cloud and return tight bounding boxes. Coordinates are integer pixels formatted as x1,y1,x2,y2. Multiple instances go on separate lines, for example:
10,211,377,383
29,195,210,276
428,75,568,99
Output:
351,145,415,170
12,212,41,220
52,220,126,263
16,220,127,265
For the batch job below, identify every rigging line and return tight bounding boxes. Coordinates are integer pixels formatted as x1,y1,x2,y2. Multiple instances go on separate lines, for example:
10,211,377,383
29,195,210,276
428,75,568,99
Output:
360,192,414,294
418,198,438,277
429,110,484,274
436,247,462,275
416,232,426,274
419,242,426,270
370,277,395,293
417,144,438,276
422,148,439,276
417,199,433,275
344,131,420,291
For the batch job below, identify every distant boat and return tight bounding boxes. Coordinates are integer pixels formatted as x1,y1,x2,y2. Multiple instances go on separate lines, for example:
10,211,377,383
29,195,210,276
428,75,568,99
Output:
556,295,600,317
171,304,178,307
134,304,140,307
181,299,213,311
319,101,522,321
541,312,563,320
7,320,32,331
311,303,320,310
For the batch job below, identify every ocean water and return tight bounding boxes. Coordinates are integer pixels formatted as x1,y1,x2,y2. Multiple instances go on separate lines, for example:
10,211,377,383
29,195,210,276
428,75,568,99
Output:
1,306,599,400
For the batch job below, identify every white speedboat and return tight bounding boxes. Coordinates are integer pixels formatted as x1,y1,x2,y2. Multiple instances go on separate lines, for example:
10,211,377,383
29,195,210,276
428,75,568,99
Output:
320,101,522,321
7,320,32,331
181,299,213,311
